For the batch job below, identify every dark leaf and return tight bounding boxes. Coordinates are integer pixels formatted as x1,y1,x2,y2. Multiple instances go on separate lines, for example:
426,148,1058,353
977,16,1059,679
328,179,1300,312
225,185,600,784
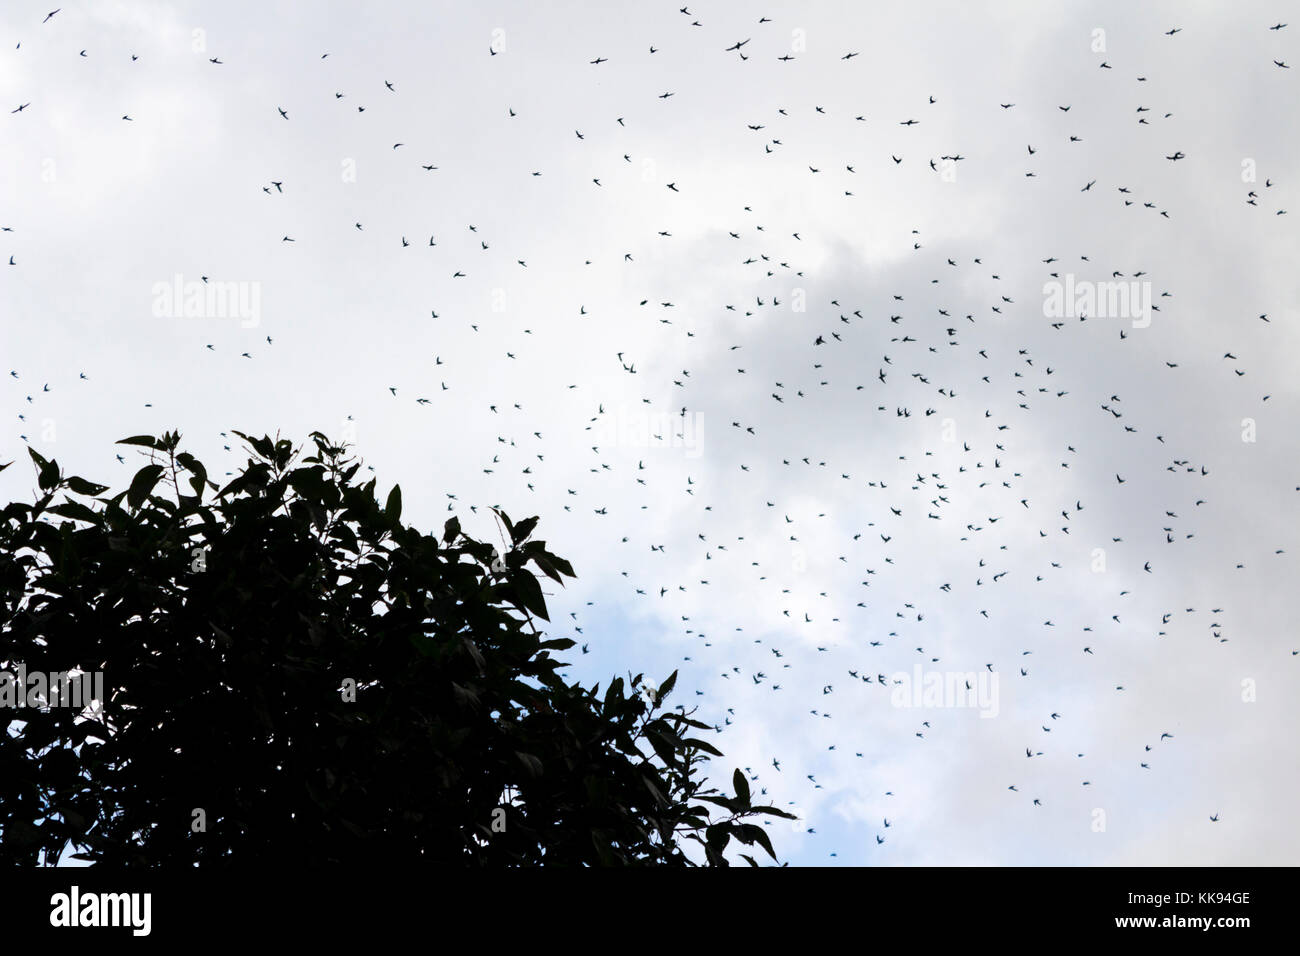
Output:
508,568,549,621
657,670,678,702
511,515,539,543
127,464,165,509
64,475,109,496
443,516,461,543
115,435,159,449
733,768,751,808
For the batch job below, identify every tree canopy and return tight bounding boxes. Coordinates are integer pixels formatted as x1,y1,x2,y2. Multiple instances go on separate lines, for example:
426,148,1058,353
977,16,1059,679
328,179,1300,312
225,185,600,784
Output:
0,431,791,865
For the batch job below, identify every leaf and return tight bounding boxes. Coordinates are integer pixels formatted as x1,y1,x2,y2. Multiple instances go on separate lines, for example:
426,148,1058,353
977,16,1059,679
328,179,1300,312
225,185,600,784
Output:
115,435,159,449
450,681,480,709
49,501,99,524
591,831,618,866
408,633,440,658
737,824,777,860
640,774,667,806
657,670,678,703
127,464,165,509
682,737,724,757
65,476,109,497
515,751,543,778
676,716,714,731
287,467,324,500
530,553,565,584
443,516,461,543
646,730,679,768
232,431,275,460
511,515,538,543
706,824,730,853
733,768,751,808
508,568,549,621
385,484,402,522
272,438,294,470
175,452,208,489
552,555,575,577
28,447,59,490
460,637,486,671
603,677,624,714
749,804,798,820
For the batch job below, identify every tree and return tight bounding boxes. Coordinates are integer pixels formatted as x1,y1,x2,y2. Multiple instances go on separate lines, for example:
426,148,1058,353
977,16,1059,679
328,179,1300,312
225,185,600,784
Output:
0,431,791,865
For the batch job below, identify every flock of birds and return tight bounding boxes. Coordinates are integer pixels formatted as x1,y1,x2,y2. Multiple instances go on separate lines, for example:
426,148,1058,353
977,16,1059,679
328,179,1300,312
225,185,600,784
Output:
4,7,1296,864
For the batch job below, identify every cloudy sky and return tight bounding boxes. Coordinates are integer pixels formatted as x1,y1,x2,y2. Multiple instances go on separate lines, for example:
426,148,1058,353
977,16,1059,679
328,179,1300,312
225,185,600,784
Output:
2,0,1297,866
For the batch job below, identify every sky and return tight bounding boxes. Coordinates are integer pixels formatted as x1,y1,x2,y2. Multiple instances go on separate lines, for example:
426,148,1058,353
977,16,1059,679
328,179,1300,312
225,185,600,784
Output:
2,0,1298,866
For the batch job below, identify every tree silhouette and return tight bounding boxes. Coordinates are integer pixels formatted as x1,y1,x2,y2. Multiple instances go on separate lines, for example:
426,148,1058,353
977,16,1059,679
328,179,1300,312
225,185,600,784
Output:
0,431,790,865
